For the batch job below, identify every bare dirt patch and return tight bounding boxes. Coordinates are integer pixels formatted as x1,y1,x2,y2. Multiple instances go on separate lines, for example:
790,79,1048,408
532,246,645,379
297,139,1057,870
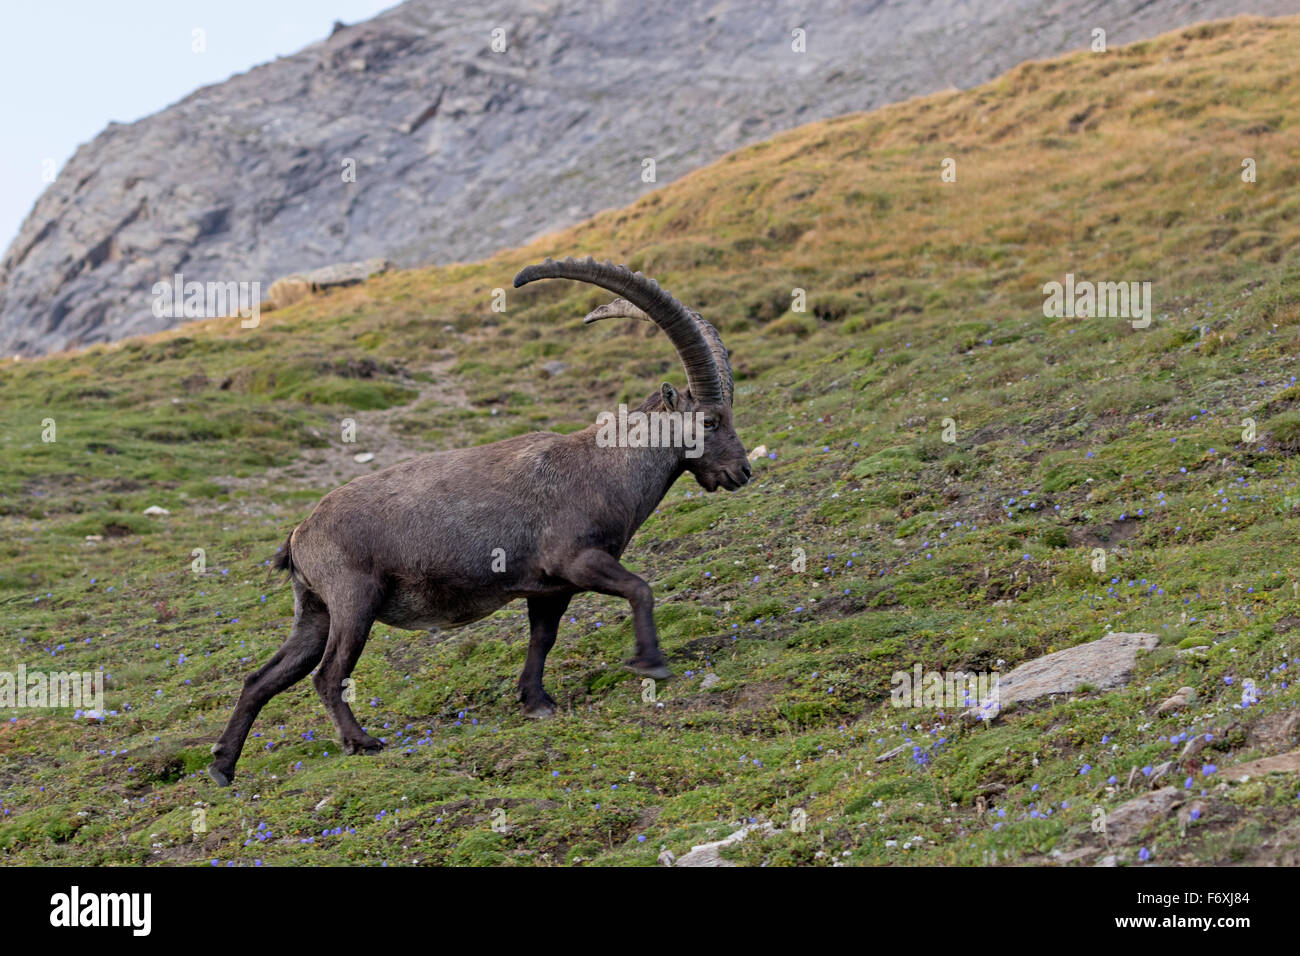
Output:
209,358,470,501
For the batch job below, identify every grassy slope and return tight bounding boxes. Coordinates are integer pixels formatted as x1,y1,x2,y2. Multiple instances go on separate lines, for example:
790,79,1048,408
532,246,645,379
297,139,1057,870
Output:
2,15,1299,866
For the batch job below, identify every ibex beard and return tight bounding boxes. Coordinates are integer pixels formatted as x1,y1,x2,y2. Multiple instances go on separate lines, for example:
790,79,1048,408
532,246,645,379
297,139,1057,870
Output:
209,257,750,786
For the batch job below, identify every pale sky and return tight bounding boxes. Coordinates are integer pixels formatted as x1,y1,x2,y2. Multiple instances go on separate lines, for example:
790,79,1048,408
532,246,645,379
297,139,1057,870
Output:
0,0,399,252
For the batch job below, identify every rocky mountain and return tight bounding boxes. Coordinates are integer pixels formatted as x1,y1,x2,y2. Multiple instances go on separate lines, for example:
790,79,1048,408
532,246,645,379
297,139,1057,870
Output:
3,0,1296,355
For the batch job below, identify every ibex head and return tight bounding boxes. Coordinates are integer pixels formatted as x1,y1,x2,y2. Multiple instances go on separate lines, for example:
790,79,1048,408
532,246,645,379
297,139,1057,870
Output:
514,257,751,492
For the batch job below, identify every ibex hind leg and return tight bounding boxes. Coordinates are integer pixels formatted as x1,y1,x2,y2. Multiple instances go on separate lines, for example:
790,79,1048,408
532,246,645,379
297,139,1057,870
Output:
312,584,384,755
209,583,329,786
518,594,571,718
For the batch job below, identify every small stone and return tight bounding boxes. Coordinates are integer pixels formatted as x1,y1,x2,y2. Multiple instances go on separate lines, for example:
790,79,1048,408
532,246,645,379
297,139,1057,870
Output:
674,823,772,867
1156,686,1195,714
875,743,907,763
1147,761,1174,786
1104,787,1184,844
142,505,170,516
1180,734,1211,761
700,673,720,690
353,452,376,463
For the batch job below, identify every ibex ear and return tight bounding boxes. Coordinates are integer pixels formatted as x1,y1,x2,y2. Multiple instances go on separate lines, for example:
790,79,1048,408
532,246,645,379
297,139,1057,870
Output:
660,382,678,411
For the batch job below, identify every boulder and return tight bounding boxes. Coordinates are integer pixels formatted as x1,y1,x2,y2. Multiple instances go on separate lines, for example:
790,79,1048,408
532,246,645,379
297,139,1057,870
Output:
964,631,1159,720
268,259,390,310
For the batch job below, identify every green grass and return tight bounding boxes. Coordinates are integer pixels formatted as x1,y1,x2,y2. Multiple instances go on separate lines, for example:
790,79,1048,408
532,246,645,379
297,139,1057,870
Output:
1,15,1299,866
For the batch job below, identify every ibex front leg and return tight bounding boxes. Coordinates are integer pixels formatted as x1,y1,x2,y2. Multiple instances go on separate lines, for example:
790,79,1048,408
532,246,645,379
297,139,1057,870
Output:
564,549,671,679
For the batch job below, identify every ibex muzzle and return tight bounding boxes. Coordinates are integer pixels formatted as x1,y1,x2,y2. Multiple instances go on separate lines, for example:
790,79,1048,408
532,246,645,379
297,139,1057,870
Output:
209,258,749,786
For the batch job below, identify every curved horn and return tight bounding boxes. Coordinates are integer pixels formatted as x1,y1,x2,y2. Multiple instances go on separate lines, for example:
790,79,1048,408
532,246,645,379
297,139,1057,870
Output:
514,257,724,406
691,312,735,407
585,298,734,406
582,298,649,324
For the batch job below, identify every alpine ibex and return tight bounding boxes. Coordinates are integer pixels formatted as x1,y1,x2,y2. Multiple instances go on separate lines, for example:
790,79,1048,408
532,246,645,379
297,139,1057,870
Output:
209,257,750,786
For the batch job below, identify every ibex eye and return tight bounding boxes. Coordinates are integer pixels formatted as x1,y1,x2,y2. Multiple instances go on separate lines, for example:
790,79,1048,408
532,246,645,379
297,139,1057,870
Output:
704,418,717,430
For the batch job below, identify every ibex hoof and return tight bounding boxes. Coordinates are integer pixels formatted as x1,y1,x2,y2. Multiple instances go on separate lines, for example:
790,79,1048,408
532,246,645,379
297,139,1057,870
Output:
521,693,557,719
208,765,233,788
343,735,385,755
627,658,672,680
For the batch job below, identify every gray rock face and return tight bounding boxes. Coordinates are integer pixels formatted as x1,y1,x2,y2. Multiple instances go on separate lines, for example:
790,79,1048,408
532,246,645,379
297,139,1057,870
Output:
3,0,1297,354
